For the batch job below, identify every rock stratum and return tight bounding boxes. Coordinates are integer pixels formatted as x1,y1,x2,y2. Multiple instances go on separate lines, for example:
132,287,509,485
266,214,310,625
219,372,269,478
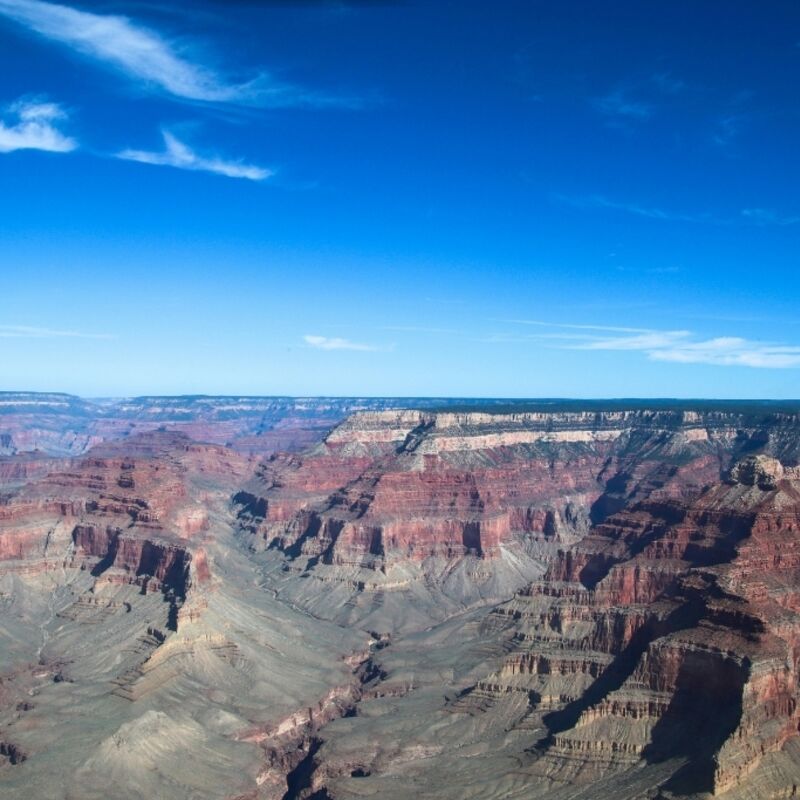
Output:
2,396,800,799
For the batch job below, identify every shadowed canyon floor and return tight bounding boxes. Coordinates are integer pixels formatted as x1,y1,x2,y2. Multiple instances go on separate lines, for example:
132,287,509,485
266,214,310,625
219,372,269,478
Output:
2,396,800,799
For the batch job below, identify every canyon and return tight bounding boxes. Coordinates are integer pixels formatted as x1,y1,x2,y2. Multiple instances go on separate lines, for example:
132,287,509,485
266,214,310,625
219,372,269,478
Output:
2,394,800,799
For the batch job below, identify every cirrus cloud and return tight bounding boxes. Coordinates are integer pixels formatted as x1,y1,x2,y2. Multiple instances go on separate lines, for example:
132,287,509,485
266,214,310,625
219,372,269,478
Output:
0,97,76,153
0,0,343,107
502,320,800,369
646,337,800,368
741,208,800,227
0,324,112,339
593,88,653,120
117,131,271,181
303,335,379,352
569,329,800,369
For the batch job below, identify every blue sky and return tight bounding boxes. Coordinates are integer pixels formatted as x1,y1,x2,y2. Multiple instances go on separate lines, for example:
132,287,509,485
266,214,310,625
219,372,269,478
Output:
1,0,799,398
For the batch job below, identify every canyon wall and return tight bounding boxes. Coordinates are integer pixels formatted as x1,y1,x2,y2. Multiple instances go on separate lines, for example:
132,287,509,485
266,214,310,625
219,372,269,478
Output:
237,407,800,569
2,398,800,799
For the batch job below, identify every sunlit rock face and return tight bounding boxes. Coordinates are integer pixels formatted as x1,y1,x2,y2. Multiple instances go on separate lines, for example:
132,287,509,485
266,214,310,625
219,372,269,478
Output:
0,393,422,458
2,399,800,799
459,460,800,793
236,407,799,570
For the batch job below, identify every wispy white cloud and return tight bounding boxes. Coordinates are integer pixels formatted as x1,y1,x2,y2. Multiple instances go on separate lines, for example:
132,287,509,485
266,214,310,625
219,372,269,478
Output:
559,194,800,229
0,97,76,153
0,324,112,339
117,131,270,180
615,265,681,275
593,88,653,120
592,74,689,128
712,114,745,148
564,328,800,369
495,320,800,369
0,0,338,107
647,337,800,368
651,72,686,95
303,335,379,352
501,319,654,334
741,208,800,227
557,194,712,223
381,325,462,334
576,330,692,351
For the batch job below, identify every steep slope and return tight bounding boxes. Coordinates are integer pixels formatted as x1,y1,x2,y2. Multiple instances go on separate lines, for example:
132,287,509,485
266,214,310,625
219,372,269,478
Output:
0,431,367,799
1,393,662,459
0,393,408,457
3,403,800,800
305,455,800,799
0,393,101,455
234,408,800,632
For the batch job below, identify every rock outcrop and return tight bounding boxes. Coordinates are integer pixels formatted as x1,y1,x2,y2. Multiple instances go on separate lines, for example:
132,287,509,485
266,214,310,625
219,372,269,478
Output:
4,393,611,459
0,427,365,800
439,455,800,795
0,432,261,644
3,400,800,800
236,408,799,571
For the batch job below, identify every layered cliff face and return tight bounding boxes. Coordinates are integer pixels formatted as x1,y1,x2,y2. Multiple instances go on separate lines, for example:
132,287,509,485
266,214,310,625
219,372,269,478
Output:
229,410,800,800
0,429,368,799
3,400,800,800
2,392,568,459
233,408,800,630
0,431,256,640
0,393,102,455
469,455,800,791
4,393,797,461
304,454,800,800
0,393,386,457
1,431,242,562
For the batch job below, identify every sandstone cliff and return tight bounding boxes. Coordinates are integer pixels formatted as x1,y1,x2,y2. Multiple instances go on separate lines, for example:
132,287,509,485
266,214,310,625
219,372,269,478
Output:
3,402,800,800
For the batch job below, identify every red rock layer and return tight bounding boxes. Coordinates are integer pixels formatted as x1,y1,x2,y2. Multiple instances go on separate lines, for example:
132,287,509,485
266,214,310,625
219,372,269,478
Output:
236,410,774,570
466,455,800,795
0,431,253,605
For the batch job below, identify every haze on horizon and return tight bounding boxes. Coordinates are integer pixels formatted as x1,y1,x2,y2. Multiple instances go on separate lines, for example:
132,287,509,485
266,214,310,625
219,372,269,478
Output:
1,0,799,399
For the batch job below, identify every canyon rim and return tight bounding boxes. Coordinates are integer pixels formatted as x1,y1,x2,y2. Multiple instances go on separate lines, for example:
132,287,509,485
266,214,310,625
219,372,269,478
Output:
1,395,800,798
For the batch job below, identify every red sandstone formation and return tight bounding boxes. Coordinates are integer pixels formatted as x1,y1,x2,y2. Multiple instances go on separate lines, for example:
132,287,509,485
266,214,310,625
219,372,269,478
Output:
456,454,800,795
236,409,788,572
2,392,546,460
3,402,800,800
0,430,254,603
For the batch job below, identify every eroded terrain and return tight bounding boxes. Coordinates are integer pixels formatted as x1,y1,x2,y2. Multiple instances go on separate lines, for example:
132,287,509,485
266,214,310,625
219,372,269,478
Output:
2,396,800,799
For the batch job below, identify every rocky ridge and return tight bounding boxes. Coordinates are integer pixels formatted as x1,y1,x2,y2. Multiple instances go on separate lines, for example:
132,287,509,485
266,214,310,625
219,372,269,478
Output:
233,408,799,626
2,398,800,799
